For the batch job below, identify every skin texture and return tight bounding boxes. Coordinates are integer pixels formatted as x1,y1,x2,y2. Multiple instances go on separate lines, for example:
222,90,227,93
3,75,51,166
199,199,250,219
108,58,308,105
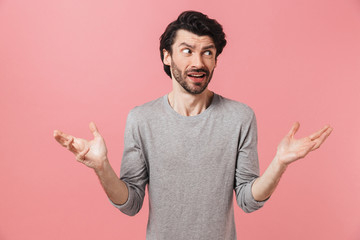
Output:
53,29,333,209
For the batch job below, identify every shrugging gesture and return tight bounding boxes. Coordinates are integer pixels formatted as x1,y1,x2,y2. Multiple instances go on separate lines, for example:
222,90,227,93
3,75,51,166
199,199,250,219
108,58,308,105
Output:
252,122,333,201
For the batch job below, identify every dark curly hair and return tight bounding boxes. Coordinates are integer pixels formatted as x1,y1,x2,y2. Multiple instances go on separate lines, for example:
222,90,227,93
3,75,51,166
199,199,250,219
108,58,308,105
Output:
159,11,227,78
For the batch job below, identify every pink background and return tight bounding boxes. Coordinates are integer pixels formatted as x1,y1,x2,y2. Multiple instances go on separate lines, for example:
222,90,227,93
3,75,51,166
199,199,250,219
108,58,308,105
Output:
1,0,359,239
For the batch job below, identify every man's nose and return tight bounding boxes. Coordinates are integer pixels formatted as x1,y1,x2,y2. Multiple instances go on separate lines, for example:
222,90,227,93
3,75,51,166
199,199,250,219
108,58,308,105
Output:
191,53,205,69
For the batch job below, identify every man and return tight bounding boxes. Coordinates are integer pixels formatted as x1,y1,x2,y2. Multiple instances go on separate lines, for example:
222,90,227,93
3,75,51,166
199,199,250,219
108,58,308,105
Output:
54,11,332,239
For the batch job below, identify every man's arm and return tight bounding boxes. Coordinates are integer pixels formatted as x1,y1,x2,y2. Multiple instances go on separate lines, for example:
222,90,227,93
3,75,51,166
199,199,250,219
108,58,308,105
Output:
53,122,128,205
252,122,333,201
93,158,129,205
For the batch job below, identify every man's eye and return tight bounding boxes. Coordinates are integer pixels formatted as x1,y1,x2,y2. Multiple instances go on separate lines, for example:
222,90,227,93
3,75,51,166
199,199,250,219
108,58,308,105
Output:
182,49,191,54
204,51,212,56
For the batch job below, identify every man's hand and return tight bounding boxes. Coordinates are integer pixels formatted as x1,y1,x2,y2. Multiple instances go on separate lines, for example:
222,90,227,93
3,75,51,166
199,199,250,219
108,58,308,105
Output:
276,122,333,167
252,122,333,201
54,122,108,170
54,122,129,204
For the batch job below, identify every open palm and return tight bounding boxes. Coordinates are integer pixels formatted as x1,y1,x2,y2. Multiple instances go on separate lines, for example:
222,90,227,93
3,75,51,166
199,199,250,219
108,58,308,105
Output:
54,122,108,169
276,122,332,166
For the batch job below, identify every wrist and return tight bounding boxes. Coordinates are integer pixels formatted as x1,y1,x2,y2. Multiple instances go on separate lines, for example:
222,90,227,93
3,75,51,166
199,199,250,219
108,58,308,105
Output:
94,156,109,174
273,155,289,172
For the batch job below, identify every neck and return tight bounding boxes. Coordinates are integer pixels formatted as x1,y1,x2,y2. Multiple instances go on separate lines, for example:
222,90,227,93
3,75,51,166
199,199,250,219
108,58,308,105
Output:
168,86,214,117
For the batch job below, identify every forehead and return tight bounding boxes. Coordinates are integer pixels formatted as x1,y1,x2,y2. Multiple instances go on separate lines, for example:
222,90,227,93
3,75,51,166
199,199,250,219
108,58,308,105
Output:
172,29,215,48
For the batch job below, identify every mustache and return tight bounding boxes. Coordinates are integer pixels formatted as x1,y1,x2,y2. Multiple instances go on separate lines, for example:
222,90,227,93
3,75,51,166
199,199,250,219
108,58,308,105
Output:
185,68,210,75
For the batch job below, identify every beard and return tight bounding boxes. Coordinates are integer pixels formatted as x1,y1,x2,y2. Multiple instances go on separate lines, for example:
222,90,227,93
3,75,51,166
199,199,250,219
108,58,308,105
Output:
170,61,214,95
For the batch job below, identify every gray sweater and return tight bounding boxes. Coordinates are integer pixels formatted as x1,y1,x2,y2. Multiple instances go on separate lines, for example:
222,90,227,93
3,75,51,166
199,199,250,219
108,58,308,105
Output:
110,93,266,239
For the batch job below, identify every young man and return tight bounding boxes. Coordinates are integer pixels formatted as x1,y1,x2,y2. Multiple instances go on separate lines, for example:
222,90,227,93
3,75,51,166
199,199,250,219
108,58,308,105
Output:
54,11,332,239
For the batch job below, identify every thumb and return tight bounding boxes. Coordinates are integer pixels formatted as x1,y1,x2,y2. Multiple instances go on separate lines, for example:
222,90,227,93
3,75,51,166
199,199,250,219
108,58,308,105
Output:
89,122,100,137
287,122,300,137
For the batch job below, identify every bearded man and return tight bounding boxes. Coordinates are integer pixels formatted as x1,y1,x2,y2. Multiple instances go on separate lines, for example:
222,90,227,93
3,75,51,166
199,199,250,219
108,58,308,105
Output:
54,11,332,240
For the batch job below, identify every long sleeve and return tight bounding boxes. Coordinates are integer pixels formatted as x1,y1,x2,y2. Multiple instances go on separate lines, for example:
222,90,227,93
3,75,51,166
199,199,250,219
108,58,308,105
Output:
110,109,149,216
234,111,267,213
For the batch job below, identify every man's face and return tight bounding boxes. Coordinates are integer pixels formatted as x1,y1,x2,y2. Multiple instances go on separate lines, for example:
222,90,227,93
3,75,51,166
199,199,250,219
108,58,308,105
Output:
163,29,217,94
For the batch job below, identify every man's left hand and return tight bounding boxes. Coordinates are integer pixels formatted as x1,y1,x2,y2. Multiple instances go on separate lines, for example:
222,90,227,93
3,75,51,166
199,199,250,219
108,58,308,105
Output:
276,122,333,167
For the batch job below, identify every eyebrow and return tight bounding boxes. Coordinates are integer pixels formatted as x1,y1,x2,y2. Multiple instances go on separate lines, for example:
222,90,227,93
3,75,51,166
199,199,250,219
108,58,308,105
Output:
178,42,216,50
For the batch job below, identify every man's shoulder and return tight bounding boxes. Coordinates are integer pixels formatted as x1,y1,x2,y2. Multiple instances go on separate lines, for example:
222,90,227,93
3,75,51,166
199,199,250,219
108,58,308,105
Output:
127,95,166,121
216,94,255,118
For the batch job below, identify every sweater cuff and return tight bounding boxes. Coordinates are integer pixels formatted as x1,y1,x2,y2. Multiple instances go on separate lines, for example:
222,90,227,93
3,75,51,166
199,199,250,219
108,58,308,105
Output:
245,178,269,209
108,181,133,211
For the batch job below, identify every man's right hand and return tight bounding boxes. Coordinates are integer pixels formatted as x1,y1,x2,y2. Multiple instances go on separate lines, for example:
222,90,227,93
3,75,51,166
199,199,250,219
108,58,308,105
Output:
54,122,108,170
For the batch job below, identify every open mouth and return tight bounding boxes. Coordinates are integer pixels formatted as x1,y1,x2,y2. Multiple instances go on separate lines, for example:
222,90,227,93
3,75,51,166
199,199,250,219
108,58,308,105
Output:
186,70,208,83
187,73,206,78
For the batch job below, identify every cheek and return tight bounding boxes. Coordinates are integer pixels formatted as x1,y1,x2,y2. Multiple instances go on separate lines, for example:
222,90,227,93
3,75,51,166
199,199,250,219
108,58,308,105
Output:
206,61,216,71
173,58,188,70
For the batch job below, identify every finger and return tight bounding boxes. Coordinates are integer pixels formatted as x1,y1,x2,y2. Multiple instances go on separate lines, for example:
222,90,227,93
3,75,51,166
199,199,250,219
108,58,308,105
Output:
309,125,331,141
66,137,82,155
89,122,101,138
54,130,72,146
76,146,90,162
297,141,317,159
311,127,333,150
53,130,60,138
53,130,65,143
287,122,300,138
54,129,69,138
65,137,75,152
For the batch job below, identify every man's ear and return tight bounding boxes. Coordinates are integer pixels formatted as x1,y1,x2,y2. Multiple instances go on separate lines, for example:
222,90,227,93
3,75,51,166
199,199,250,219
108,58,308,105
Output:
163,49,171,66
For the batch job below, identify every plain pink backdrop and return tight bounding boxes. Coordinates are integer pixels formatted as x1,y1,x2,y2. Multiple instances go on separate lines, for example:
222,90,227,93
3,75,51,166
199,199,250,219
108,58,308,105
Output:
1,0,359,239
